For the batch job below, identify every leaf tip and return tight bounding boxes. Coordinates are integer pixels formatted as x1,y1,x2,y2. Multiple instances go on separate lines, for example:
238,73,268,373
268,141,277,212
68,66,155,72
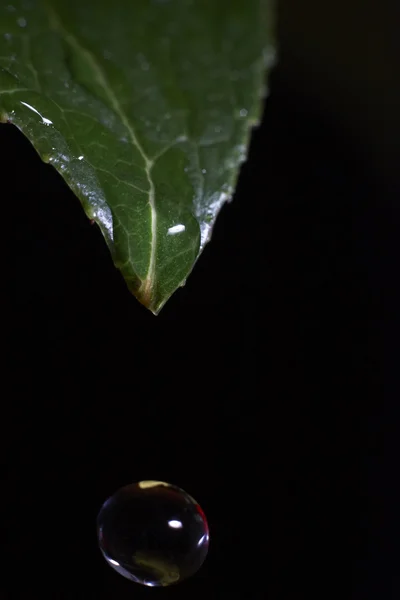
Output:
137,277,153,307
135,277,162,315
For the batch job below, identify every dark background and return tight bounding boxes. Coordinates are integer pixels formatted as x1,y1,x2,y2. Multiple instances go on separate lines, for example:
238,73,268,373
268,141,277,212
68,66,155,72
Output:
2,1,400,598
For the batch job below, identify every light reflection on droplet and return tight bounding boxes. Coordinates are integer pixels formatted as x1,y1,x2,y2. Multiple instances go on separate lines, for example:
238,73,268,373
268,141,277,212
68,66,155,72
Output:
17,17,26,27
199,189,232,249
167,224,185,235
239,108,248,117
20,101,53,126
168,520,183,529
197,534,207,547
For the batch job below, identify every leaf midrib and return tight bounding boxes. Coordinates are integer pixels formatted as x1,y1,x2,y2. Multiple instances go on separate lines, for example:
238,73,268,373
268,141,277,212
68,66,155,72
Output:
45,2,158,302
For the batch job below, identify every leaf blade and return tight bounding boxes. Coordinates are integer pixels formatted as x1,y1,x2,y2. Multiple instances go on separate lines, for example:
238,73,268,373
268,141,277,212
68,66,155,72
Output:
0,0,274,313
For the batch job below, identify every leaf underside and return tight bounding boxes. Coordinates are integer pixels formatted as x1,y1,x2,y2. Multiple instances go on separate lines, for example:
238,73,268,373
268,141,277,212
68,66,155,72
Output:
0,0,274,313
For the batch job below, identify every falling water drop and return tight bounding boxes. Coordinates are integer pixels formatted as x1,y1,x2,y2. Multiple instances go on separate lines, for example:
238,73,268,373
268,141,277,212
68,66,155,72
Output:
97,481,209,587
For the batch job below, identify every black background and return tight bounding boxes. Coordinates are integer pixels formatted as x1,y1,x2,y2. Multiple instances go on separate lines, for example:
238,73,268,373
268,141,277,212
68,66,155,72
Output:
2,1,400,598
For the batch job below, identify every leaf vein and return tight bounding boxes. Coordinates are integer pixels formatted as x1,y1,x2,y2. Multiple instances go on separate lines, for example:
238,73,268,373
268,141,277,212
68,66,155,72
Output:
44,2,158,301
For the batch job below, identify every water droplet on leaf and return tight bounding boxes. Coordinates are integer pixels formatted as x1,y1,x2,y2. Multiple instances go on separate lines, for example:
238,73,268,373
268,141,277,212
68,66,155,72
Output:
20,101,53,126
17,17,26,27
167,224,185,235
97,481,209,587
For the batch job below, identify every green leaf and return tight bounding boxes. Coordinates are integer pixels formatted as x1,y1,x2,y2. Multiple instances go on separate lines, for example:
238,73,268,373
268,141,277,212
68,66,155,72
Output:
0,0,274,313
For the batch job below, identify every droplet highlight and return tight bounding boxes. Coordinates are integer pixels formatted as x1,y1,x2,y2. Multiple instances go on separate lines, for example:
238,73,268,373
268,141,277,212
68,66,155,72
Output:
97,481,209,587
20,101,53,126
167,224,185,235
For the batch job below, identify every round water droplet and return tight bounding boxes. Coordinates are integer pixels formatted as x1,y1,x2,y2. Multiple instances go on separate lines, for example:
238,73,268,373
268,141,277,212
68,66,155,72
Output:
97,481,209,587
